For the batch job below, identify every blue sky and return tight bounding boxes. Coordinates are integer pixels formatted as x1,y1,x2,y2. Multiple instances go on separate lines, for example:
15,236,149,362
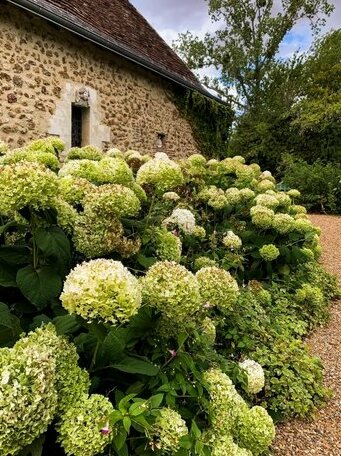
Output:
131,0,341,59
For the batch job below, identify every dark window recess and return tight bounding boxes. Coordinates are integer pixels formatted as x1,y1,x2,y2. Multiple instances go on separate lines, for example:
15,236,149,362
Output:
71,105,83,147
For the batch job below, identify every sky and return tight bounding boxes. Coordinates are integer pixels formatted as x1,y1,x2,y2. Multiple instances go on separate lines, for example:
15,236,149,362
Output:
131,0,341,59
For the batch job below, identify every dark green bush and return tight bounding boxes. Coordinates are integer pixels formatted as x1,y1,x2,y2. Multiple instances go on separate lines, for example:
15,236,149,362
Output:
281,156,341,213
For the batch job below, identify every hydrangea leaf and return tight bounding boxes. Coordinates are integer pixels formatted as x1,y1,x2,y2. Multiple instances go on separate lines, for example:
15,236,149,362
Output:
16,265,63,309
111,356,159,376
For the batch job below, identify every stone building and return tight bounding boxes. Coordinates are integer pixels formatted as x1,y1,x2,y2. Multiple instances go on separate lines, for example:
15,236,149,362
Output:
0,0,220,157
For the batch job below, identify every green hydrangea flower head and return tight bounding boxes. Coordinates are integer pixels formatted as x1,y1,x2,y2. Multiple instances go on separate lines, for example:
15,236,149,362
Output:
28,136,65,154
142,261,201,320
250,206,274,229
106,148,125,159
98,156,135,186
59,175,95,206
151,408,188,454
0,162,59,215
57,394,114,456
53,198,78,234
187,153,207,167
204,368,248,434
83,184,141,218
131,182,147,202
0,341,57,455
192,225,206,239
163,208,196,234
255,193,279,209
259,244,280,261
136,153,184,192
225,187,241,205
193,257,217,271
234,406,275,455
59,159,104,183
287,189,301,199
205,434,252,456
15,325,90,415
290,204,307,215
257,179,276,192
61,259,142,324
294,219,317,235
196,267,239,311
272,213,295,234
259,170,275,182
66,146,104,161
198,186,228,209
239,359,265,394
73,212,124,258
153,228,182,262
239,188,255,201
199,317,216,346
1,148,60,171
223,231,242,250
274,191,292,207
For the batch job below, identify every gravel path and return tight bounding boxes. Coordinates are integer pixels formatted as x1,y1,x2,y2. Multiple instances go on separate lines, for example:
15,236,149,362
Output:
272,214,341,456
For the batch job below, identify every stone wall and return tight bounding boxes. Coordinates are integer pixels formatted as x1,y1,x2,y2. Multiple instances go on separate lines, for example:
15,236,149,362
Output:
0,3,199,157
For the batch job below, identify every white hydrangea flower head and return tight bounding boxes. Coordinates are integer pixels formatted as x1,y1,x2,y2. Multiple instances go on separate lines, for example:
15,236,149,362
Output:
136,154,184,192
233,155,246,163
272,213,295,234
98,157,135,186
142,261,201,321
151,408,188,453
53,198,78,234
294,219,316,235
199,317,216,346
57,394,114,456
196,267,239,311
61,259,142,324
0,162,59,215
106,147,125,159
274,192,292,207
192,225,206,239
239,359,265,394
235,406,275,455
259,170,275,182
187,153,207,167
0,140,9,154
163,191,180,202
290,204,307,215
198,186,228,209
194,256,218,271
223,231,242,250
239,188,255,201
163,208,196,234
205,433,252,456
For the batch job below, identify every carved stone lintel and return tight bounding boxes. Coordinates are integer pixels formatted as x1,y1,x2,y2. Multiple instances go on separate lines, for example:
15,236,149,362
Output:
74,87,90,107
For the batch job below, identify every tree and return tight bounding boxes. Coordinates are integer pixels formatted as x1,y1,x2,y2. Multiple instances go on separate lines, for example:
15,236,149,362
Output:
174,0,334,111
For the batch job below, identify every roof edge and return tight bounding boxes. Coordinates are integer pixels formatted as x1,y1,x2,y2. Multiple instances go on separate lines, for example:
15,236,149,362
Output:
6,0,226,104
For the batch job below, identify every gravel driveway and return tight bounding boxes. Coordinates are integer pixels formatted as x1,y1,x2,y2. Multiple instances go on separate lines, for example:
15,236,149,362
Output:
272,214,341,455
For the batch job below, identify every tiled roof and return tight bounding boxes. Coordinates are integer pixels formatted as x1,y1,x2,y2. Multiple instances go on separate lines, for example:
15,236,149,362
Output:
9,0,207,94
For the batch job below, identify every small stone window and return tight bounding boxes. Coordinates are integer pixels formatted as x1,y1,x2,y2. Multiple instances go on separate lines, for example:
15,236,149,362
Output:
71,105,90,148
156,132,166,149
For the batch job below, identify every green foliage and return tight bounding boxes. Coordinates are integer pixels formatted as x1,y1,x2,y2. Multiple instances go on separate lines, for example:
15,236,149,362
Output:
173,90,233,158
0,138,338,454
282,156,341,213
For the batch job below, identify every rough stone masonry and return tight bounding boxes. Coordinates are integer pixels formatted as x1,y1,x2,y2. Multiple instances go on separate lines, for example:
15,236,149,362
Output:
0,2,199,157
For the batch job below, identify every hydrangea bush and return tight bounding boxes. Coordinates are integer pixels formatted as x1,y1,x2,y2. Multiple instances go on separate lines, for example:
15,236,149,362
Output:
0,138,338,455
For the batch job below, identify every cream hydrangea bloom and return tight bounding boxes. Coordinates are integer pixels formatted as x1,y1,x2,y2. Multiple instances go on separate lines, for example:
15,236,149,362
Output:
272,213,295,234
196,267,239,311
66,146,104,161
142,261,201,320
250,206,275,229
239,359,265,394
194,256,218,271
223,231,242,250
151,408,188,453
163,208,196,234
255,193,279,209
0,161,59,215
61,259,142,324
57,394,114,456
0,148,60,171
153,228,182,262
163,191,180,202
59,175,95,206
